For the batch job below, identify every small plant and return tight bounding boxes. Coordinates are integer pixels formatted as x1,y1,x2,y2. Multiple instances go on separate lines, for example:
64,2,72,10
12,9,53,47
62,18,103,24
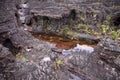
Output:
101,25,108,33
106,15,111,21
92,12,97,18
76,23,89,32
79,12,85,21
111,30,120,40
99,15,111,37
55,59,62,69
56,59,62,65
16,53,26,61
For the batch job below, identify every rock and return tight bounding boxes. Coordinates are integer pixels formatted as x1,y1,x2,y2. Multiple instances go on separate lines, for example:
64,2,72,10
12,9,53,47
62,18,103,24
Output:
94,38,120,71
98,38,120,52
22,0,120,42
111,12,120,27
0,0,120,80
90,38,120,79
114,55,120,68
0,44,15,80
0,0,18,43
63,38,120,80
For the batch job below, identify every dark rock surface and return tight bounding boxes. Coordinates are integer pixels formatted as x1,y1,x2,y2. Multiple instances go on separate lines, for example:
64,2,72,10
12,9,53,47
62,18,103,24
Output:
0,44,15,80
111,12,120,27
0,0,120,80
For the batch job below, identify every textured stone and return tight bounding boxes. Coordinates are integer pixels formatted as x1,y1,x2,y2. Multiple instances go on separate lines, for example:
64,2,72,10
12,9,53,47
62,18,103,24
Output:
23,0,120,42
0,0,120,80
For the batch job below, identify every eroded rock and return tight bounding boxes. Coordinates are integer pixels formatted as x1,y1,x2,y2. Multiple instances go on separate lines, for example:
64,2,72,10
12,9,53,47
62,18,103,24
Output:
0,44,15,80
0,0,120,80
63,38,120,80
15,0,120,43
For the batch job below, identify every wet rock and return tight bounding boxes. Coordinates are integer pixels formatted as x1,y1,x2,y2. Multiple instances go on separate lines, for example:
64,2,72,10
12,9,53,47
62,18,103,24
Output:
62,44,94,56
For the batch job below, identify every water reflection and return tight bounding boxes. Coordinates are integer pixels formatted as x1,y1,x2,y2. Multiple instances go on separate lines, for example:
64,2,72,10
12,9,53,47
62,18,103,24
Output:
62,44,94,55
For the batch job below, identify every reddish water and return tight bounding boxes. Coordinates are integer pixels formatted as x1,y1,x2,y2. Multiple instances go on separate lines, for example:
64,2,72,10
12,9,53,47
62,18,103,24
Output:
32,33,96,49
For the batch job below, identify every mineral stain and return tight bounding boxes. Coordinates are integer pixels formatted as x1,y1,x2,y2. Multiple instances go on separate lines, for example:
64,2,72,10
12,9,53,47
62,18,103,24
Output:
32,33,96,49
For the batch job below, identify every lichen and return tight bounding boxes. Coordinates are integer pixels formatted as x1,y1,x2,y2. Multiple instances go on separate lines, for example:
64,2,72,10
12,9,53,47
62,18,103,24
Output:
75,23,89,33
66,31,79,39
92,2,103,5
110,5,120,9
59,27,69,34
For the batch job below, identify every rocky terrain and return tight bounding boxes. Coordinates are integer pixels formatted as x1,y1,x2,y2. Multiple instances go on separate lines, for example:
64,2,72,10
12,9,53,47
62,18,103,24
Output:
0,0,120,80
26,0,120,41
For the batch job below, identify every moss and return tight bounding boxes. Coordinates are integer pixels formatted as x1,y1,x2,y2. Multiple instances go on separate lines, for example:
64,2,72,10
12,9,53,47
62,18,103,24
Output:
77,23,89,28
59,27,79,39
75,23,89,33
16,53,27,61
43,21,48,29
110,5,120,9
21,0,28,4
92,2,103,5
66,31,79,39
91,12,97,18
42,16,50,30
59,27,69,34
79,12,85,21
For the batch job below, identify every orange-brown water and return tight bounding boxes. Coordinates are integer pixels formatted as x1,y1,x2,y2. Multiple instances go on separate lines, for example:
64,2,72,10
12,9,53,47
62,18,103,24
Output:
32,33,96,49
